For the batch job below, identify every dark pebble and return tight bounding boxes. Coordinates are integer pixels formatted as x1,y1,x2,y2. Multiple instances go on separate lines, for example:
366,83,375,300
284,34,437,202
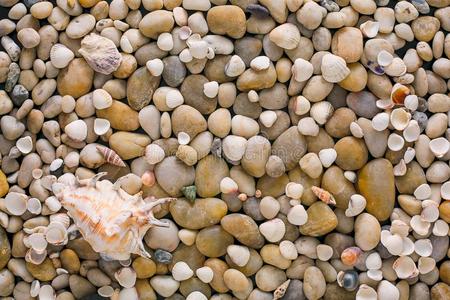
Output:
154,249,172,264
245,4,270,19
11,84,29,106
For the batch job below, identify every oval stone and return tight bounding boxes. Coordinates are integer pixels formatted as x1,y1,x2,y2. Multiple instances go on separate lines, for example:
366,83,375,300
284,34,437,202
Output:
221,213,265,249
170,198,227,230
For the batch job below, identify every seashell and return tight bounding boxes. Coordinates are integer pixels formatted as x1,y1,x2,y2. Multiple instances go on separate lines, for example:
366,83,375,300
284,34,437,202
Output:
65,120,87,142
403,120,420,142
371,112,389,131
269,23,300,50
5,192,28,216
390,83,410,105
287,204,307,225
98,286,115,298
146,58,164,77
285,182,304,200
16,136,33,154
366,61,385,75
250,56,270,71
294,96,311,115
79,33,122,75
28,232,48,251
45,196,62,212
141,171,155,187
30,280,40,298
401,236,415,256
393,256,418,279
393,159,407,176
157,32,173,51
238,193,247,201
376,99,394,110
345,194,367,217
291,58,314,82
385,57,407,77
94,118,110,136
179,48,193,63
366,269,383,281
341,247,362,266
203,81,219,98
145,144,165,165
390,108,411,131
414,183,431,200
344,171,357,183
166,89,184,109
247,90,259,103
177,132,190,145
273,279,290,300
115,267,137,289
27,197,42,215
360,21,379,38
376,50,393,67
404,95,418,111
410,215,430,236
421,200,439,223
225,55,246,77
49,213,71,229
414,239,432,257
356,284,377,300
365,252,382,270
96,146,126,167
54,172,176,260
350,122,364,138
318,148,337,168
316,244,333,261
311,186,336,205
337,270,359,291
220,177,238,194
259,110,277,128
403,147,415,164
432,219,449,236
429,137,449,158
380,231,403,255
188,40,208,59
50,43,74,69
309,101,334,125
25,248,47,265
441,181,450,200
181,185,196,202
321,54,350,83
45,222,68,246
32,169,43,180
418,257,435,275
394,73,414,85
179,26,192,40
38,285,55,300
387,133,404,151
93,89,113,110
390,219,409,237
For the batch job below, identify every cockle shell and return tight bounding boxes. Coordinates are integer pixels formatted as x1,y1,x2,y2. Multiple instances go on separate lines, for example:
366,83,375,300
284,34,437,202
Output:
311,186,336,205
78,33,122,75
390,83,410,105
321,54,350,83
390,108,411,131
356,284,377,300
360,21,379,38
96,146,126,167
53,172,175,260
50,43,74,69
393,256,418,279
309,101,334,125
291,58,314,82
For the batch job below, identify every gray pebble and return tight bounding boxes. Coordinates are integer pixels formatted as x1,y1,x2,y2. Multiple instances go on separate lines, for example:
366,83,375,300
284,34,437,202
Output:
413,111,428,132
154,249,172,264
430,235,449,262
320,0,340,12
11,84,28,106
5,63,20,92
411,0,430,14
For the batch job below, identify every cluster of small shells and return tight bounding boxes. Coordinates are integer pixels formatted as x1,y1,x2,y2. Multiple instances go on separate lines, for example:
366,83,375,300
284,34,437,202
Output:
0,0,450,299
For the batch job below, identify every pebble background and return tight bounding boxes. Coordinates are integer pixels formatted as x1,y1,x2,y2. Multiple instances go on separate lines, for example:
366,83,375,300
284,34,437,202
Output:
0,0,449,299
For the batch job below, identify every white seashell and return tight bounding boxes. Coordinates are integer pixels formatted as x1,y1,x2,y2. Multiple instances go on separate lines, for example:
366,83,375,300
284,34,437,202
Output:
390,83,410,105
429,137,449,158
222,135,247,161
177,132,190,145
414,183,431,200
377,50,393,67
297,117,319,136
390,219,409,237
120,36,133,54
371,112,390,131
5,192,28,216
367,269,383,281
393,256,418,279
250,56,270,71
65,120,88,142
29,232,48,252
45,222,68,245
196,266,214,283
247,90,259,103
345,194,367,217
226,245,250,267
259,110,278,128
291,58,313,82
206,47,215,59
157,32,173,51
318,148,337,168
294,96,311,115
225,55,246,77
45,196,62,213
356,284,377,300
115,267,137,289
393,159,407,176
49,213,71,229
390,108,411,131
287,204,308,226
310,101,334,125
179,49,193,63
442,182,450,200
387,133,404,151
16,136,33,154
203,81,219,98
25,247,47,265
27,197,42,215
421,200,439,223
285,182,304,199
404,147,415,164
93,89,113,110
165,89,184,109
172,261,194,281
410,215,430,236
377,281,400,300
179,26,192,40
414,239,432,257
39,285,55,300
98,286,115,298
376,99,394,110
220,177,238,194
404,95,418,111
316,244,333,261
146,58,164,76
360,21,380,38
401,236,415,256
365,252,382,270
432,219,449,236
381,231,403,255
120,258,132,267
145,144,165,165
385,57,407,77
50,43,74,69
94,118,110,136
30,280,40,298
344,171,357,183
418,257,436,275
350,122,364,138
32,169,43,180
403,120,420,142
321,54,350,83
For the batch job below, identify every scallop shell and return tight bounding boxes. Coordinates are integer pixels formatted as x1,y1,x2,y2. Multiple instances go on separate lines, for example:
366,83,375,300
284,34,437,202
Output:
291,58,314,82
181,185,196,202
5,192,28,216
309,101,334,125
94,118,111,136
390,83,410,105
393,256,418,279
50,43,74,69
49,213,71,229
145,144,165,165
79,33,122,75
360,21,380,38
273,279,290,300
356,284,377,300
429,137,449,158
385,57,407,77
166,89,184,109
285,182,304,200
27,197,42,215
96,146,126,167
311,186,336,205
321,54,350,83
54,172,176,260
390,108,411,131
220,177,238,194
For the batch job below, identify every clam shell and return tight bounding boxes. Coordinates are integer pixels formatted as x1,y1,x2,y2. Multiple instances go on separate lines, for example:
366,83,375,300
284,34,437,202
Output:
429,137,449,158
309,101,334,125
421,200,439,222
16,136,33,154
38,285,55,300
5,192,28,216
294,96,311,115
166,89,184,109
410,215,430,236
345,194,367,217
360,21,380,38
285,182,304,199
179,48,193,63
45,222,68,245
432,219,449,236
321,54,350,83
385,57,407,77
367,269,382,281
144,144,165,164
418,257,435,274
393,256,418,279
25,248,47,265
414,239,432,257
414,183,431,200
30,280,40,298
146,58,164,76
390,83,410,105
377,50,393,67
404,95,418,111
390,219,409,237
350,122,364,138
401,236,415,256
403,147,415,164
297,117,319,136
291,58,314,82
365,252,382,270
79,33,122,75
390,108,411,131
269,23,300,50
179,26,192,40
356,284,377,300
115,267,137,289
93,89,113,110
372,112,390,131
318,148,337,168
380,231,403,255
45,196,62,213
403,120,420,142
440,181,450,200
94,118,110,136
376,99,394,110
50,43,74,69
393,159,407,176
27,197,42,215
220,177,238,194
259,110,278,128
28,232,48,252
387,133,404,151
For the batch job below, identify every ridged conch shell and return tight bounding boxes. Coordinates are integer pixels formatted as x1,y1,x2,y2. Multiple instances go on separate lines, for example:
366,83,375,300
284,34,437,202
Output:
392,256,418,279
311,186,336,205
79,33,122,75
309,101,334,125
50,43,74,69
53,172,175,260
321,54,350,83
96,146,126,167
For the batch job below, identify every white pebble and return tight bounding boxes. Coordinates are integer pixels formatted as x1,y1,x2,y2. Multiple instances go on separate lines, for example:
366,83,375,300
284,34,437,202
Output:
171,261,194,281
203,81,219,98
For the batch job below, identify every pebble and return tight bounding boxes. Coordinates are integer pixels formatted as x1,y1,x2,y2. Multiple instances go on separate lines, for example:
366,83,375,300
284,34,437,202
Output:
207,6,246,39
0,227,11,269
109,132,150,160
299,202,338,237
57,58,94,98
145,219,179,252
170,198,227,230
26,258,56,281
221,213,265,248
154,249,173,264
303,266,327,299
259,218,286,243
127,66,160,110
150,275,180,297
354,213,381,251
196,225,234,257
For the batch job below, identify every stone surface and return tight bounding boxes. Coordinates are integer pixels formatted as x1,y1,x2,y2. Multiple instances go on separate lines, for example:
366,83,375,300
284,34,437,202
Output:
96,100,139,131
57,58,94,98
127,67,160,110
221,214,265,249
170,198,227,230
299,202,338,237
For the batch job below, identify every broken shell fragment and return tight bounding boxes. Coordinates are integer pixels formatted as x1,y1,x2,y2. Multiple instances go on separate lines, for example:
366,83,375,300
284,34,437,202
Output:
418,257,435,274
360,21,380,38
294,96,311,115
384,57,407,77
16,136,33,154
377,50,393,67
310,101,334,125
345,194,367,217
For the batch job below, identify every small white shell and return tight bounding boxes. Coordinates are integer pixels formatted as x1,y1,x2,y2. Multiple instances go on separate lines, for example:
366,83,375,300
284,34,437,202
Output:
393,256,418,279
344,171,357,183
50,43,74,69
49,213,71,229
285,182,304,199
45,196,62,213
404,147,415,164
418,257,436,275
387,133,404,151
297,117,319,136
179,26,192,40
414,239,432,257
220,177,238,194
385,57,407,77
316,244,333,261
442,182,450,200
16,136,33,154
401,237,415,256
410,215,431,236
393,159,407,176
294,96,311,115
225,55,246,77
432,219,449,236
414,183,431,200
291,58,313,82
203,81,219,98
25,248,47,265
250,56,270,71
93,89,113,110
360,21,380,38
5,192,28,216
381,231,403,255
94,118,110,136
259,110,278,128
371,112,389,131
390,108,411,131
309,101,334,125
146,58,164,76
196,267,214,283
27,197,42,215
179,49,193,63
226,245,250,267
287,205,308,226
365,252,382,270
376,99,394,110
64,120,87,142
403,120,420,142
45,222,68,245
177,132,191,145
404,95,418,111
29,232,48,252
145,144,165,165
377,50,393,67
115,267,137,289
32,169,43,180
356,284,377,300
421,200,439,223
429,137,449,158
350,122,364,138
157,32,174,51
98,286,115,298
367,269,383,281
321,54,350,83
38,285,55,300
247,90,259,103
345,194,367,217
166,89,184,109
318,148,337,168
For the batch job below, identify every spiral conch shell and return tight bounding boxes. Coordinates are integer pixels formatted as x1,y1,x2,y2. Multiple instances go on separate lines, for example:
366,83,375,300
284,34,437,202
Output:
79,33,122,75
53,172,175,260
